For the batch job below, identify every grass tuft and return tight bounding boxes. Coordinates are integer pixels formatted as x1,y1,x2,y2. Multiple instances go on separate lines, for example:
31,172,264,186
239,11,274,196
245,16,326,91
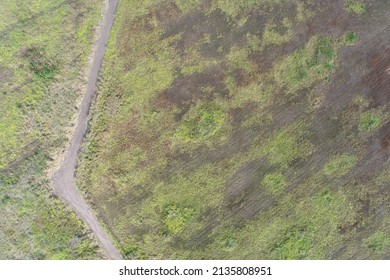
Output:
176,105,226,143
262,172,287,193
342,31,360,45
324,154,357,177
364,232,390,252
358,111,383,132
345,1,366,14
163,204,195,234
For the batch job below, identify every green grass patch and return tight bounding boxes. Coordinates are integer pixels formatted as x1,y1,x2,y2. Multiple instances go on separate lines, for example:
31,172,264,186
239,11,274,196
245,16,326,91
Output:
262,19,293,47
358,110,384,132
175,0,202,12
176,104,226,144
0,0,104,259
264,122,314,168
262,172,287,193
163,204,196,234
122,52,175,106
212,0,262,17
364,232,390,252
226,46,254,71
345,1,366,14
342,31,360,45
272,227,312,259
324,154,357,177
274,36,337,94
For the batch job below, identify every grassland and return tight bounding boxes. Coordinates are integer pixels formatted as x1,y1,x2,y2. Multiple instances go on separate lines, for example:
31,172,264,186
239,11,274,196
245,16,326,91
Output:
0,0,105,259
78,0,390,259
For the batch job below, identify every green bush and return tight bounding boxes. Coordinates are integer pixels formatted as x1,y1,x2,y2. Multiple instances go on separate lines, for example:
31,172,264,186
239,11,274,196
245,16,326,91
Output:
345,1,366,14
359,112,382,132
342,31,360,45
316,37,335,61
123,246,138,257
23,47,58,80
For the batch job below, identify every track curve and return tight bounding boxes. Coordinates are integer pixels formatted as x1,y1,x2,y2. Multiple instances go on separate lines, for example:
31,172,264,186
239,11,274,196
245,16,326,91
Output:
52,0,122,260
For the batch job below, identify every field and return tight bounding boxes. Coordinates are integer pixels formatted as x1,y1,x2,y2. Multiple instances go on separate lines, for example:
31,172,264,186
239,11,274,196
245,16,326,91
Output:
0,0,105,259
77,0,390,259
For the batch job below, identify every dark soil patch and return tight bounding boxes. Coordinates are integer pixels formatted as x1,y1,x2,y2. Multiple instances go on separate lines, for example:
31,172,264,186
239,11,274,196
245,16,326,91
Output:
158,66,228,120
155,1,182,25
251,0,359,76
0,67,14,87
224,158,275,223
175,207,218,250
162,7,236,57
379,121,390,159
365,48,390,108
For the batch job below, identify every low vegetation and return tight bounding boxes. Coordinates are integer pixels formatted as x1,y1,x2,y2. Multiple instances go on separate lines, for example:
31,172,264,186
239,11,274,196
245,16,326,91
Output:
77,0,390,260
358,110,384,132
345,1,366,14
262,172,287,194
324,154,357,177
0,0,104,259
342,31,360,45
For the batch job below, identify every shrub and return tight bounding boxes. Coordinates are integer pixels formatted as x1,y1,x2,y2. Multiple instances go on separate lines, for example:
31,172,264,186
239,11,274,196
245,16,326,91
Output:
23,47,58,80
345,1,366,14
359,112,382,132
342,31,360,45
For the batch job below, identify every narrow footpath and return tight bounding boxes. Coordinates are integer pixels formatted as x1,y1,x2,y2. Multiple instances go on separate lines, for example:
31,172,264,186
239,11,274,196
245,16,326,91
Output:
53,0,122,260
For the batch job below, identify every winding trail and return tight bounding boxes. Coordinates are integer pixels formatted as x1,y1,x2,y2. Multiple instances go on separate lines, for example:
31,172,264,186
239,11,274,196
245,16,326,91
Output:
52,0,122,260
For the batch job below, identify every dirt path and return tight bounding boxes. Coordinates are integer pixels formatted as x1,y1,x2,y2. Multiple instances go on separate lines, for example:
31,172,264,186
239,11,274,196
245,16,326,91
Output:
52,0,122,260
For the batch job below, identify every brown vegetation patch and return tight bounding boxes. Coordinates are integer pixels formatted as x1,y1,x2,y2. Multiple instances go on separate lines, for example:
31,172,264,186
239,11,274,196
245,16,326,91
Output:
251,0,358,75
110,115,141,150
0,67,14,87
159,66,228,119
155,1,182,25
163,8,235,57
116,14,155,68
224,158,275,222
